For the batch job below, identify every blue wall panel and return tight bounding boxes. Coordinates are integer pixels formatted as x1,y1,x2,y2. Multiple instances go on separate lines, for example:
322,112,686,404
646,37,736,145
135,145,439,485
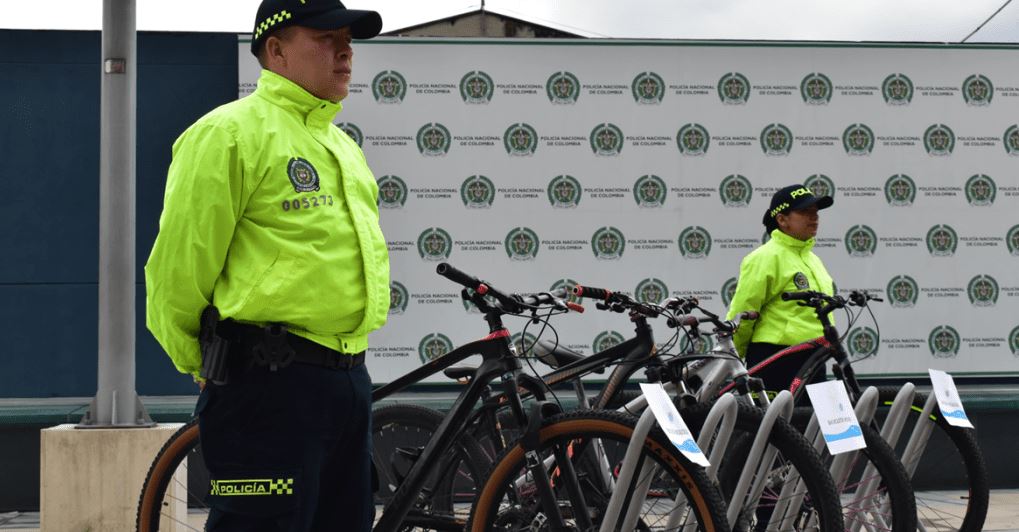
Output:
0,30,237,397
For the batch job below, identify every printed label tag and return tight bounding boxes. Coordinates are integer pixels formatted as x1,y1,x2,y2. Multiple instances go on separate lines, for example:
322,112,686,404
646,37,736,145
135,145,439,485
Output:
805,380,867,454
928,369,974,428
638,383,710,467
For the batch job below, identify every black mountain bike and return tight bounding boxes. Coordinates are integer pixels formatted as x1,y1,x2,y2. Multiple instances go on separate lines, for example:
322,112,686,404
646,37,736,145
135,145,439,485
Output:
136,264,730,532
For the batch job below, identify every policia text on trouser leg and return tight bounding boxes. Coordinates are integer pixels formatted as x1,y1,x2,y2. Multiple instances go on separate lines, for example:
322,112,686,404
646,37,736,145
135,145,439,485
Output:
197,306,374,531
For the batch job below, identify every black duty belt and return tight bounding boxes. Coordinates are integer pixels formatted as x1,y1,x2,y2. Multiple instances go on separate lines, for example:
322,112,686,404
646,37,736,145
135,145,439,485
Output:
217,320,365,371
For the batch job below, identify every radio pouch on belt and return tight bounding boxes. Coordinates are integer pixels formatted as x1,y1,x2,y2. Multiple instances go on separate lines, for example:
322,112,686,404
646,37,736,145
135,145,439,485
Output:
199,305,230,385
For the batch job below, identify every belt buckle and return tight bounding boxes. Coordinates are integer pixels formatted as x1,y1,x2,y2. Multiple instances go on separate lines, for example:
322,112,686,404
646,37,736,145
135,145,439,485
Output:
252,324,296,371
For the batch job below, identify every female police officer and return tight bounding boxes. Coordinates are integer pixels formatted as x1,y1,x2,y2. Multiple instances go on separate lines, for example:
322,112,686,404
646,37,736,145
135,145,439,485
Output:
726,184,835,391
145,0,387,529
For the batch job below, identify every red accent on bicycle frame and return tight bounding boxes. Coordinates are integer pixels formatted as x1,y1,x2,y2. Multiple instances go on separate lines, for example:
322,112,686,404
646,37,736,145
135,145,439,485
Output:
482,329,510,340
476,283,489,295
789,377,804,394
717,337,830,396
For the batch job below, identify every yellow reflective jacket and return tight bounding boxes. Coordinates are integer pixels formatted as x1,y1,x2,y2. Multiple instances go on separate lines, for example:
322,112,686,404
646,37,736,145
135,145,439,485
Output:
726,229,834,357
145,70,390,377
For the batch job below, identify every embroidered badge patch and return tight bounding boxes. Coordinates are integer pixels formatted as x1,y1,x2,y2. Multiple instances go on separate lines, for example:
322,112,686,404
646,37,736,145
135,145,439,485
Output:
793,272,810,290
287,157,320,192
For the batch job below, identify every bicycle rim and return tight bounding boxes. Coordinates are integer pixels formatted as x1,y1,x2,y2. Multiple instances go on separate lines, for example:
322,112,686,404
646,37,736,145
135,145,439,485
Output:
468,410,729,531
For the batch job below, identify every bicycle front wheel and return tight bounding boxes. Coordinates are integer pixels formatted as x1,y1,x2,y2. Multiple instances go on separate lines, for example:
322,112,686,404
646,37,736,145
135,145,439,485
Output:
468,409,730,531
683,400,844,532
136,419,210,532
877,386,989,532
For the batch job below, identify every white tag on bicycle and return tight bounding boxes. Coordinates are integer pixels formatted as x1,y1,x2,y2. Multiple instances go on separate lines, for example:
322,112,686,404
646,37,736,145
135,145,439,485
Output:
805,380,866,455
638,383,709,467
928,369,974,428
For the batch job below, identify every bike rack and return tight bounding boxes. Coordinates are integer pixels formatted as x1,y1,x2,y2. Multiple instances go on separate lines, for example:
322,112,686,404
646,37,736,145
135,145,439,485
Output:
895,388,939,479
730,390,793,530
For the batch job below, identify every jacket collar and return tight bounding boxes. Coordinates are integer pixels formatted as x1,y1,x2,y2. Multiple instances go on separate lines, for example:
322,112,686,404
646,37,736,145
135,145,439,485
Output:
769,229,815,251
254,69,343,129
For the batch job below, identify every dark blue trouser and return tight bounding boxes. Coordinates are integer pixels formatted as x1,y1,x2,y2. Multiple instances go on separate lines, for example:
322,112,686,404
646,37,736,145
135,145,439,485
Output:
197,360,373,531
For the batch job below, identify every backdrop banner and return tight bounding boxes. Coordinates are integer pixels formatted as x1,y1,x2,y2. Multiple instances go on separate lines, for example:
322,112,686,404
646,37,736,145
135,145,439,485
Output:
239,37,1019,383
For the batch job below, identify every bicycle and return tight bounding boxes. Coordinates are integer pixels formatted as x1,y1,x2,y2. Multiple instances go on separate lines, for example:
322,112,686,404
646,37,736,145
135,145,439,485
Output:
136,263,731,532
665,297,917,532
463,286,844,531
752,290,988,532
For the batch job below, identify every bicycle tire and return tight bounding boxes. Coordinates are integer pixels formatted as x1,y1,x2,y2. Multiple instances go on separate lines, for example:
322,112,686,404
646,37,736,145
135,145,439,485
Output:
467,409,731,531
136,419,206,532
876,386,989,532
791,409,918,532
683,400,844,532
372,403,490,531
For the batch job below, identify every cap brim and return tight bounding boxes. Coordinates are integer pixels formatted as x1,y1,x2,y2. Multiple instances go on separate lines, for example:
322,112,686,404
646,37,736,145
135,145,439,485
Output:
303,9,383,39
794,195,834,211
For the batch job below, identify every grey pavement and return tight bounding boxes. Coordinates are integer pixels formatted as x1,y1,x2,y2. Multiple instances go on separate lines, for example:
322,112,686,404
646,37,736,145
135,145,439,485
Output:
2,490,1019,530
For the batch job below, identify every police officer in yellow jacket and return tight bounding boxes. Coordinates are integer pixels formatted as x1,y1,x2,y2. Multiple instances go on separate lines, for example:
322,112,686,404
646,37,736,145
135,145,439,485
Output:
726,184,834,391
144,0,387,529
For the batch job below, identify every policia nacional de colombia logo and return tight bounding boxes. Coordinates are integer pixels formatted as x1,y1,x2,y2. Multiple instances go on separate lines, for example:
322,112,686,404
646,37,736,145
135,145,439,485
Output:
389,281,409,315
635,278,669,305
590,123,624,156
419,333,454,363
928,326,960,358
721,277,738,307
677,124,710,156
801,73,833,105
461,175,495,208
546,71,581,104
965,174,996,206
842,124,874,156
372,70,407,104
1003,125,1019,155
336,122,363,147
926,224,958,257
633,175,667,208
1010,325,1019,356
505,227,540,261
846,327,879,359
287,158,319,192
886,275,919,308
376,175,407,209
885,174,916,207
592,227,626,260
550,279,581,305
805,174,836,198
1008,224,1019,256
760,124,793,156
416,123,451,156
962,74,993,106
505,123,538,156
417,228,453,261
679,226,712,259
845,225,877,258
548,175,582,208
632,72,665,104
924,124,955,156
720,174,753,207
210,478,294,497
511,332,538,356
460,70,494,104
882,74,914,105
968,274,999,307
593,331,626,353
718,72,751,105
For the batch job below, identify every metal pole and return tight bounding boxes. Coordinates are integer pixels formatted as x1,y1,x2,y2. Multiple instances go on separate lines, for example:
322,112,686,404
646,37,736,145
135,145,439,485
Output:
79,0,152,428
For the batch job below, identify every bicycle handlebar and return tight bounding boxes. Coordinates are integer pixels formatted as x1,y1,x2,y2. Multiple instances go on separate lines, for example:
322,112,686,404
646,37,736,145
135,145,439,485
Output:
571,285,612,301
438,263,578,314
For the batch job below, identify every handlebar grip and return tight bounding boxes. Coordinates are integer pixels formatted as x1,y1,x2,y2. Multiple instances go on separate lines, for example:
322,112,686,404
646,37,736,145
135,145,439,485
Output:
668,314,699,328
739,311,760,320
436,263,483,291
781,291,815,302
566,302,585,313
572,285,612,301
